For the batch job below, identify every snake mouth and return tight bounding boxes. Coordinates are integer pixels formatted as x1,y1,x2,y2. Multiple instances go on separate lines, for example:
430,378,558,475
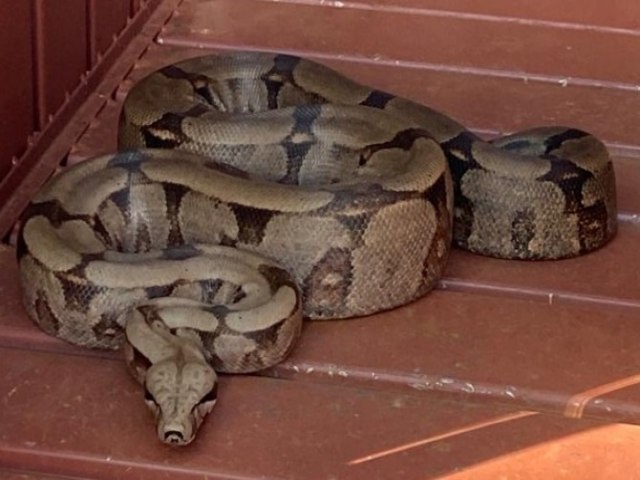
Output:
157,411,198,446
163,429,188,445
159,423,196,446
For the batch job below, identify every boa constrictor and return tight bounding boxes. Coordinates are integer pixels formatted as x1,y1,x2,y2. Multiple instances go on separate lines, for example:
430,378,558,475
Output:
17,52,617,445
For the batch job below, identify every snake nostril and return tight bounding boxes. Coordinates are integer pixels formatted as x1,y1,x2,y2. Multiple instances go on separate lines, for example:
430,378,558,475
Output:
164,430,184,444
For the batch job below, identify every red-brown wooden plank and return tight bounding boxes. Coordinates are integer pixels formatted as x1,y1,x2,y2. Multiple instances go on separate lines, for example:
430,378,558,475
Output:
89,0,131,65
0,1,35,178
264,0,640,30
161,0,640,86
33,0,89,126
131,0,142,15
2,345,638,480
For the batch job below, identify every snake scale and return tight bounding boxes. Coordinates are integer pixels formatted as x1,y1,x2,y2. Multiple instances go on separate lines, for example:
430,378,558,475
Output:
17,52,617,445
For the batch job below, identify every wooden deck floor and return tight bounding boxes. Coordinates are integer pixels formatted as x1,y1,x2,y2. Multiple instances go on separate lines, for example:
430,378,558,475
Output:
1,0,639,478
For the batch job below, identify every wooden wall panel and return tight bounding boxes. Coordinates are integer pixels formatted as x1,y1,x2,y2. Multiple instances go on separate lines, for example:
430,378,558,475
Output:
90,0,131,65
131,0,143,15
34,0,88,126
0,1,35,176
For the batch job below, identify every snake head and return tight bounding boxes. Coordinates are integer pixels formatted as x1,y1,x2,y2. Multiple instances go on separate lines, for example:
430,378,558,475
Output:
143,359,218,446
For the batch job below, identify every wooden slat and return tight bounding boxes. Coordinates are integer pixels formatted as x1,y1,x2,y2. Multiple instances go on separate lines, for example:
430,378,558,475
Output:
89,0,131,65
2,345,638,480
33,0,89,126
0,1,35,177
161,0,640,85
262,0,640,30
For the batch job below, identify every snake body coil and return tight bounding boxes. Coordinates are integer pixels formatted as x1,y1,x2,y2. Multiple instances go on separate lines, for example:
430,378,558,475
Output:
17,52,617,445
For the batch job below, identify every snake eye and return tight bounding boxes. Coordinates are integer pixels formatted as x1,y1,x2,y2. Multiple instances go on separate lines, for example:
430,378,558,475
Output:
199,383,218,404
191,384,218,423
144,388,158,406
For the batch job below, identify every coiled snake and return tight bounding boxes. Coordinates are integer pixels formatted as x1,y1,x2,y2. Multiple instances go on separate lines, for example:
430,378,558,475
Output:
17,52,617,445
